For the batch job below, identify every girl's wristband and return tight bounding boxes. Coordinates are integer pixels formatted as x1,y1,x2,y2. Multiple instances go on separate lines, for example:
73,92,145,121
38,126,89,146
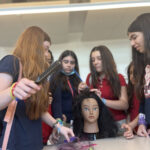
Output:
138,113,147,126
52,118,63,133
102,98,106,105
10,82,17,99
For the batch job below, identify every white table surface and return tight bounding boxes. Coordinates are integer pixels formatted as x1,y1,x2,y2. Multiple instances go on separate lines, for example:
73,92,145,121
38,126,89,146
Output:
43,136,150,150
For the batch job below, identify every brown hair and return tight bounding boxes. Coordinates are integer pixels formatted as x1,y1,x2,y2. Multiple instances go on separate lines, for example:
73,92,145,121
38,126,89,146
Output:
89,45,121,98
44,32,51,44
127,62,135,113
13,26,49,120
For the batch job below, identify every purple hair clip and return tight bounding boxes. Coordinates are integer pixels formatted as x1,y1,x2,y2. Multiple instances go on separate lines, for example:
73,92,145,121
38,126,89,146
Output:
64,136,78,143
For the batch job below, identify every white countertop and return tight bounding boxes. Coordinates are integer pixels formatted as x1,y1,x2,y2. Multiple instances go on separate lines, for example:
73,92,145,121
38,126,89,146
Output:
43,136,150,150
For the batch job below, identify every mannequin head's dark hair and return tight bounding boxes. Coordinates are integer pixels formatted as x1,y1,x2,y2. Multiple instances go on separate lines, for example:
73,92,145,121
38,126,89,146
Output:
73,89,118,139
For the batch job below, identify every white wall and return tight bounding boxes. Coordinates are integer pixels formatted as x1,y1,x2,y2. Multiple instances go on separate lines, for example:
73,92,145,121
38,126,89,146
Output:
0,38,131,81
0,47,13,59
50,38,132,81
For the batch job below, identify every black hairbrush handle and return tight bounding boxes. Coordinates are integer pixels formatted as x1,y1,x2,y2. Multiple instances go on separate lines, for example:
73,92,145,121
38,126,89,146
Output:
35,60,61,84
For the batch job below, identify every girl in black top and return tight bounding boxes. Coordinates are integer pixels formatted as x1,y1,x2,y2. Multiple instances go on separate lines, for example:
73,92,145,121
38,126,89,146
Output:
51,50,81,124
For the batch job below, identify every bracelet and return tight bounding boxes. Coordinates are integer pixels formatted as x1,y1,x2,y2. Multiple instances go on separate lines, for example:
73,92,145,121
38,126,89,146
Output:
12,82,17,97
52,118,63,128
10,82,17,99
52,118,63,134
138,113,147,126
102,98,106,105
57,124,63,134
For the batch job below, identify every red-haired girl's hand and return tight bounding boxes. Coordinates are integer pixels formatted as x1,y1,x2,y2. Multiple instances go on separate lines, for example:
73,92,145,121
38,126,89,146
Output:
13,78,41,100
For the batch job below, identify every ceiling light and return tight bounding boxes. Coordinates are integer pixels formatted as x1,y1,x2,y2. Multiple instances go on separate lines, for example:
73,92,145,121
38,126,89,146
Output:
0,1,150,15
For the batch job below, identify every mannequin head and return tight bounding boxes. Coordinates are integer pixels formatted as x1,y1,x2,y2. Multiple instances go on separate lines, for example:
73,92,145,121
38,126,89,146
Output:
73,89,118,139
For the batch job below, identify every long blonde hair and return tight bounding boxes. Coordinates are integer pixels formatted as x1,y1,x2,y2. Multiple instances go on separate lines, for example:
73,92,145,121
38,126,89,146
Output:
13,26,49,120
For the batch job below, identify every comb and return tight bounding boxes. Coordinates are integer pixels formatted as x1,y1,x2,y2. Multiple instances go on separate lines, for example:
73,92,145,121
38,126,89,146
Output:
35,60,61,84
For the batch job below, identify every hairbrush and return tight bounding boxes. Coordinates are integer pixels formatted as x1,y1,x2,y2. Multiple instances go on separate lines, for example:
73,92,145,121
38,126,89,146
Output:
35,60,61,84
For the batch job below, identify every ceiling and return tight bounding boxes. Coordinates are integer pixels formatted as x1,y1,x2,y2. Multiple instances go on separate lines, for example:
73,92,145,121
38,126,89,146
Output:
0,0,150,47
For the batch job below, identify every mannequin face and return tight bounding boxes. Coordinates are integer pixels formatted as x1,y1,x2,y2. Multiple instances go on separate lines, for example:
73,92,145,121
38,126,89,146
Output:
81,98,99,124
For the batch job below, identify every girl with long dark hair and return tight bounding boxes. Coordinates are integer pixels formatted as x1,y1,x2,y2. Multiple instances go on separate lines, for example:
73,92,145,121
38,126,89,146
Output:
128,13,150,137
51,50,81,124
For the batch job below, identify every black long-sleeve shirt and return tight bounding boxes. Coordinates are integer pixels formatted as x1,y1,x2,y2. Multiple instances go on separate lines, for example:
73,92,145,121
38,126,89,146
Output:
51,79,74,123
